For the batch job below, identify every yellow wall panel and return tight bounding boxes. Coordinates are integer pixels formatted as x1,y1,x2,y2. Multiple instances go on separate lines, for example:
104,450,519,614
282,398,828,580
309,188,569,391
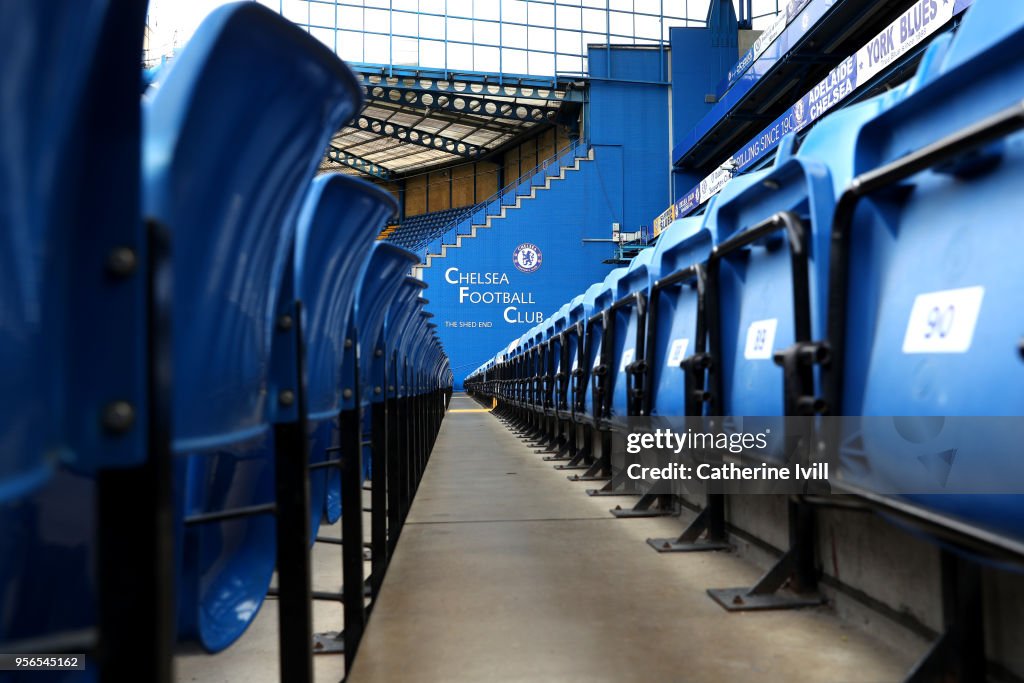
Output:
556,126,570,152
405,174,427,217
538,128,555,163
504,147,520,186
451,165,476,208
519,137,537,173
476,161,500,200
428,170,451,212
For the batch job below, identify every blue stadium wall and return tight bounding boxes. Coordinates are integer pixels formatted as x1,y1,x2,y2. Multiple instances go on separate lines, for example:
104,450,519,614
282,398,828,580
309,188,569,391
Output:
424,47,671,388
669,0,739,194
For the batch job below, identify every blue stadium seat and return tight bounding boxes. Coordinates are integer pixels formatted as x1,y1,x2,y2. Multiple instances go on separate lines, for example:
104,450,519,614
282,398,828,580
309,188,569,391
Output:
558,296,586,423
510,330,530,407
325,242,417,521
540,314,560,412
702,135,834,427
385,293,430,506
582,268,628,425
568,284,604,421
356,266,419,485
382,279,430,407
822,0,1024,544
548,304,572,419
646,214,715,417
142,3,362,651
394,297,431,403
410,317,438,399
0,0,146,651
608,248,658,421
277,174,396,539
528,325,547,411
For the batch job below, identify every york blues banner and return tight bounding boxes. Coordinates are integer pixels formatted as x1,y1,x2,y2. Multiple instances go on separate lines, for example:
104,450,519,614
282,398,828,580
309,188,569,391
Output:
662,0,969,223
652,205,677,237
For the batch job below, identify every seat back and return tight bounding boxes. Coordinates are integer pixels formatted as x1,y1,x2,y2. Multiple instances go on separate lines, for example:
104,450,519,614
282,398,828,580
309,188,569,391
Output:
394,297,429,400
0,0,147,495
585,268,628,420
569,284,604,416
382,279,430,404
549,304,571,410
705,141,834,422
282,175,397,424
144,4,361,452
561,295,586,411
825,0,1024,541
836,0,1024,419
142,4,362,651
274,174,395,534
411,318,437,395
646,215,714,417
0,0,146,646
348,243,419,410
609,248,657,419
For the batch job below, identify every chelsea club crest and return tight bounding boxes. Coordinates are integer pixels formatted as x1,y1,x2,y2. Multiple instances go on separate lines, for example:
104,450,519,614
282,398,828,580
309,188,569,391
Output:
513,242,542,273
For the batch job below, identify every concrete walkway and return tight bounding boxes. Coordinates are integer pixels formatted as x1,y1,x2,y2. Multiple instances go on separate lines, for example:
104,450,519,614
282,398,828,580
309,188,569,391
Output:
347,395,916,683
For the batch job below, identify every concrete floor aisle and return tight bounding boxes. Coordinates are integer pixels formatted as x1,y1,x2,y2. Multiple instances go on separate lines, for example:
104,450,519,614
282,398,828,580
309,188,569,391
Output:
347,394,918,683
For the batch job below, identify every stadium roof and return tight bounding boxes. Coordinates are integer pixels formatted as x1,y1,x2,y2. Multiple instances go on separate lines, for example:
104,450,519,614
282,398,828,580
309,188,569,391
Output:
317,64,583,180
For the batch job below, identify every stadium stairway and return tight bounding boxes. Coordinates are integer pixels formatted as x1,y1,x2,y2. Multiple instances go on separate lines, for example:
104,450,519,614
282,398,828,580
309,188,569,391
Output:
413,144,594,276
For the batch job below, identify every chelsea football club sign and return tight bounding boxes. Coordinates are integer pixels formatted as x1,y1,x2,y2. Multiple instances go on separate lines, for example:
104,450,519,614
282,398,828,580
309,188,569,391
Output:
513,243,542,273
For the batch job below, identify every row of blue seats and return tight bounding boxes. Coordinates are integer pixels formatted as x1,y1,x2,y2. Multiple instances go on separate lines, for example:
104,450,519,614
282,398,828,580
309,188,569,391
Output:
0,0,452,676
467,0,1024,554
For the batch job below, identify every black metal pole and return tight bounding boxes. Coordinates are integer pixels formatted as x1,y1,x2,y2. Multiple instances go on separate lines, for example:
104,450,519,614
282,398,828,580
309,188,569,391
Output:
370,399,388,597
97,219,174,683
340,328,367,668
274,299,313,682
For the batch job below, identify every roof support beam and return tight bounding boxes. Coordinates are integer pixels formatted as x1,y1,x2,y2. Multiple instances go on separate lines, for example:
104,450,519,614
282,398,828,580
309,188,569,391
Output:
365,100,525,135
325,146,393,180
350,64,573,100
351,115,484,159
363,83,560,124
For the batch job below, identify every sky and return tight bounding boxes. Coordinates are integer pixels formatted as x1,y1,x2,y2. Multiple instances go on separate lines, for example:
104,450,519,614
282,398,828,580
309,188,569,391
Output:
146,0,781,76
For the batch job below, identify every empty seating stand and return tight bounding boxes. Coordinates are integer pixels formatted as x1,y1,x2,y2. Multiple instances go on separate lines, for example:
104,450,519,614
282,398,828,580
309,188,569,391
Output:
384,207,466,252
0,3,451,681
466,2,1024,680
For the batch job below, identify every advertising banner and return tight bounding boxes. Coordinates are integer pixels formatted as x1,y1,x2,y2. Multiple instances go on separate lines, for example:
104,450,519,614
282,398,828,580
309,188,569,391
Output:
657,0,970,230
719,0,830,98
652,204,677,237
